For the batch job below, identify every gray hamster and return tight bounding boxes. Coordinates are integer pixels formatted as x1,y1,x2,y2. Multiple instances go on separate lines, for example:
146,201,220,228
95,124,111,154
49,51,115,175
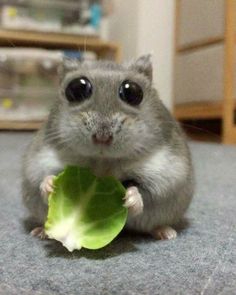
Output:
22,55,194,240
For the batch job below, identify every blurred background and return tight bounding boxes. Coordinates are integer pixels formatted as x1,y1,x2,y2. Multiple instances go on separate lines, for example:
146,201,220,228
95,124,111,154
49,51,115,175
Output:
0,0,235,144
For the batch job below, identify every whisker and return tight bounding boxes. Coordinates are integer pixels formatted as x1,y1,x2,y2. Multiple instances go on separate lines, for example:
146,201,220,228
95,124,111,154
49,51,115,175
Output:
180,122,221,141
53,136,76,152
44,130,66,144
83,37,87,54
44,130,63,138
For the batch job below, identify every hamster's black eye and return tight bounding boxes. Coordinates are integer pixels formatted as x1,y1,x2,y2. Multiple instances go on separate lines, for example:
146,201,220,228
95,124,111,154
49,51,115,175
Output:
119,80,143,106
65,77,93,102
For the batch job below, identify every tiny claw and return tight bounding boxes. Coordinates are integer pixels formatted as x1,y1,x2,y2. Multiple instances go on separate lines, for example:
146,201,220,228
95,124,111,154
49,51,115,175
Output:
31,226,48,240
151,226,177,240
40,175,55,203
123,186,143,216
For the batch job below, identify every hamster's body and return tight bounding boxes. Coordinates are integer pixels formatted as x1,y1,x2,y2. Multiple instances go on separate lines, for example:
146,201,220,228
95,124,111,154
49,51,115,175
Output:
22,55,194,239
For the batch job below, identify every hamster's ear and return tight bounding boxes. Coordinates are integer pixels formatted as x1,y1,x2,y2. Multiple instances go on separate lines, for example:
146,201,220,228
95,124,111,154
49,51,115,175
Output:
129,54,153,81
59,57,80,78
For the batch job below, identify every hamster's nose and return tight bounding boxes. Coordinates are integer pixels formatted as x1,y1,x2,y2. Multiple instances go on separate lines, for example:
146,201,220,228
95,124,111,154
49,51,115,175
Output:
92,133,113,146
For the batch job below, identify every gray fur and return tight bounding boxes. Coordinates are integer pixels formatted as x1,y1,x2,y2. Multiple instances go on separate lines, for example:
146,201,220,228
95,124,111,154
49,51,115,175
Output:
22,55,194,233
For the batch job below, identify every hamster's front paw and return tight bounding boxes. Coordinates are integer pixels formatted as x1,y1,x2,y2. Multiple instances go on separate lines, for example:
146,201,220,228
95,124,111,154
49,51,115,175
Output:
40,175,55,203
123,186,143,216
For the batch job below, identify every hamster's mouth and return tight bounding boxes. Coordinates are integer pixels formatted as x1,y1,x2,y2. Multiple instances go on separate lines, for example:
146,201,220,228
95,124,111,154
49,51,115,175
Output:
95,145,113,157
90,133,114,157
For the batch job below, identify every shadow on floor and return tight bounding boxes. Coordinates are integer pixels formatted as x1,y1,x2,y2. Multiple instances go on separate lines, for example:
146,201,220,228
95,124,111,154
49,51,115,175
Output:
22,217,151,260
22,216,190,261
43,232,143,260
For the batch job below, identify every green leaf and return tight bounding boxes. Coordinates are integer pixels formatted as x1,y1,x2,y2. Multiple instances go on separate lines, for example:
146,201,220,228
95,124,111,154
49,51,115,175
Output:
45,166,127,251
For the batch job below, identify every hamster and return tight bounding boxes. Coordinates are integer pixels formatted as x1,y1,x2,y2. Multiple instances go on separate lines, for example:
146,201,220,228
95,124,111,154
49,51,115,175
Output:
22,55,194,240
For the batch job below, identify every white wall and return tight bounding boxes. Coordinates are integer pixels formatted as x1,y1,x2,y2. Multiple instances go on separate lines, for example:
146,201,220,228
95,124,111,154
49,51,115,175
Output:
107,0,139,61
108,0,175,109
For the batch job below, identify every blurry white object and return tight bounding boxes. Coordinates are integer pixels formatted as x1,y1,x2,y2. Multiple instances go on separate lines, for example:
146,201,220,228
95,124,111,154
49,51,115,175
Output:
0,4,101,36
1,6,61,32
62,25,97,36
0,48,63,61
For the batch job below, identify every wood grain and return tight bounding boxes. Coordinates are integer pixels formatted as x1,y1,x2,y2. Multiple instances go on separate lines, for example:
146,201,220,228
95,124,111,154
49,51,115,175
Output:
0,28,119,53
223,0,236,144
174,100,236,120
0,120,44,130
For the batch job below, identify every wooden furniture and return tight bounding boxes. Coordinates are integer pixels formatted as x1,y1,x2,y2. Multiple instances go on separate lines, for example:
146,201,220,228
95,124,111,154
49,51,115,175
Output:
174,0,236,144
0,28,121,130
223,0,236,143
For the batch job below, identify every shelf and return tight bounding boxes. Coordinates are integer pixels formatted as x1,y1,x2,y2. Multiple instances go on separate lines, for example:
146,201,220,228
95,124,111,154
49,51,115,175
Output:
0,28,121,60
184,129,222,143
174,0,236,144
174,100,236,120
0,120,43,130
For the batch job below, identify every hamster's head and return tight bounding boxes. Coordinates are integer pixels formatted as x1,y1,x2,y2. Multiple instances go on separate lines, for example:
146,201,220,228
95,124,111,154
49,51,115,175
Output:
56,55,167,161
